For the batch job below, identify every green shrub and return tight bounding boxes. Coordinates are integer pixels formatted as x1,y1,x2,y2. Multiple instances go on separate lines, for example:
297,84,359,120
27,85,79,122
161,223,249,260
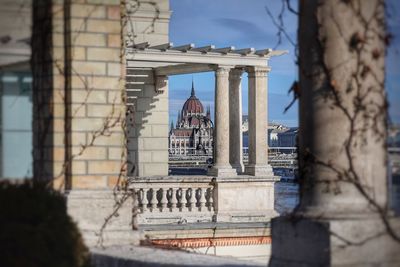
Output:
0,180,91,267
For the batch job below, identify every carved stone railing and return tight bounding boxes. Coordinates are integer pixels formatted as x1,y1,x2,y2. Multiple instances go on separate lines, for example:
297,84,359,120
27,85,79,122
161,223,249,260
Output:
128,177,215,225
128,175,279,225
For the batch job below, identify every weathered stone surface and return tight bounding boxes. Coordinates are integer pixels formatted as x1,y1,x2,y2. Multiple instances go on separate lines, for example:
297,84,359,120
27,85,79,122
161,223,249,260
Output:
66,190,140,247
91,245,263,267
214,177,278,223
270,216,400,267
140,222,271,240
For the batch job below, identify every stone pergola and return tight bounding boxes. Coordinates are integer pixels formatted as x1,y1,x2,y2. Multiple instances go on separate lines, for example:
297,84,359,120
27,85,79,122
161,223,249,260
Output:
126,42,287,177
30,1,399,263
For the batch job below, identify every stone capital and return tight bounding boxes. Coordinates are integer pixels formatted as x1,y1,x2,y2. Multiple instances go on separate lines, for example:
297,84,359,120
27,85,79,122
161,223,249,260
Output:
229,68,244,80
215,65,233,76
246,66,271,77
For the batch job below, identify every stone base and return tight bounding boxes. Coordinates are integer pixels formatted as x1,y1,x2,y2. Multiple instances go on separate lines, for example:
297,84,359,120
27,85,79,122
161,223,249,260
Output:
232,163,245,174
270,215,400,266
214,177,277,223
66,190,140,247
245,164,274,177
208,165,237,177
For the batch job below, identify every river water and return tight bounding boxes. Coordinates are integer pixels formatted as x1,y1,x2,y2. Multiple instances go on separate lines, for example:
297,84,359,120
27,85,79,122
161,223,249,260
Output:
274,182,299,214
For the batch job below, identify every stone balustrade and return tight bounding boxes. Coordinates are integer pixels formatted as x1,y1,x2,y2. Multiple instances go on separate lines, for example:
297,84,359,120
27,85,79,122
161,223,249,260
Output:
129,175,278,225
137,185,214,213
129,177,215,225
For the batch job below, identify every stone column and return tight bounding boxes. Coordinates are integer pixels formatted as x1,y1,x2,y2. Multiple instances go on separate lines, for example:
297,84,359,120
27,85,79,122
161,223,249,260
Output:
270,1,400,265
245,66,273,177
229,68,244,173
209,66,237,177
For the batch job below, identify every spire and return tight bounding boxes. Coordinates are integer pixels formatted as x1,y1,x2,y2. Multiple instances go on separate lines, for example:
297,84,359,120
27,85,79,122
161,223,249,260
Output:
191,78,195,96
206,105,211,118
177,111,181,128
170,120,174,131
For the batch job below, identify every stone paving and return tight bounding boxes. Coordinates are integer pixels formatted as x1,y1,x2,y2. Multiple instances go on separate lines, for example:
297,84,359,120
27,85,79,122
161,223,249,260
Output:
91,245,264,267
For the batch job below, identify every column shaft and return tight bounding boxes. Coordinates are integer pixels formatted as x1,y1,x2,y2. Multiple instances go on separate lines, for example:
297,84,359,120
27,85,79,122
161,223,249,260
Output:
209,66,236,177
229,69,244,173
245,67,273,176
297,0,388,215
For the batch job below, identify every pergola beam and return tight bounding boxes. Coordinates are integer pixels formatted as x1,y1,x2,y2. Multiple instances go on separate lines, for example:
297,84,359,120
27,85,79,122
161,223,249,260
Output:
234,48,255,55
126,43,288,68
170,43,195,52
149,42,174,51
155,63,215,76
127,49,286,67
255,49,272,56
211,46,235,54
192,45,215,53
267,50,289,57
130,42,149,49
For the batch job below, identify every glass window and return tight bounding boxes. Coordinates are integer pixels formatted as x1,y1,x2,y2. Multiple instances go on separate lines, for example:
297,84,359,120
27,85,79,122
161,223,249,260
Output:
0,71,33,178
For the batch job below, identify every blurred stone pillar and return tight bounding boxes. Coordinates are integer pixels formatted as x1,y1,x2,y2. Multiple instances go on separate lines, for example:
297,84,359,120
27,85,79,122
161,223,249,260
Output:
270,0,400,265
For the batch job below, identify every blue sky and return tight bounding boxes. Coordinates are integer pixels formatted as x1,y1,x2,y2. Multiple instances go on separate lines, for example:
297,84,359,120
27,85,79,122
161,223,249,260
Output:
169,0,399,127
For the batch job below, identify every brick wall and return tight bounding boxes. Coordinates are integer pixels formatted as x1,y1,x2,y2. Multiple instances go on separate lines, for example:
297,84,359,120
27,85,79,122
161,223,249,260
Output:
31,0,171,246
33,0,125,189
68,0,125,189
32,0,171,188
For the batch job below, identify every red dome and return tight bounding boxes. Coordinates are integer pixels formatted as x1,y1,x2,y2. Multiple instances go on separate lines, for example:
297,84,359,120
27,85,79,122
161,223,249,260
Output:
181,82,204,116
182,96,204,115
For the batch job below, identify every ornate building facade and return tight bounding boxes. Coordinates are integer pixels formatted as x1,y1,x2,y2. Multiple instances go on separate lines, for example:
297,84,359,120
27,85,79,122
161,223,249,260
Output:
169,82,213,155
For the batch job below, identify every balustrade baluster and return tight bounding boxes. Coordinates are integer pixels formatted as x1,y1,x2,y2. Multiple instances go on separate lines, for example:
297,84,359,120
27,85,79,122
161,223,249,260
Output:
150,188,158,212
181,188,188,211
136,189,143,210
187,188,194,211
177,188,183,210
208,188,214,211
160,188,168,211
170,188,178,211
141,188,149,212
199,187,207,211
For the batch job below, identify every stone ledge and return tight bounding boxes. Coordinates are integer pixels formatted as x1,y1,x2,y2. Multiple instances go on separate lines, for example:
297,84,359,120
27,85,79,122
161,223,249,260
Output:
128,175,214,184
140,222,271,240
91,245,263,267
127,175,280,184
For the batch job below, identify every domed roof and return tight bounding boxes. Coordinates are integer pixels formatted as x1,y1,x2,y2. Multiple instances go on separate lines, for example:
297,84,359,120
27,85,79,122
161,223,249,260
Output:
181,81,204,116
